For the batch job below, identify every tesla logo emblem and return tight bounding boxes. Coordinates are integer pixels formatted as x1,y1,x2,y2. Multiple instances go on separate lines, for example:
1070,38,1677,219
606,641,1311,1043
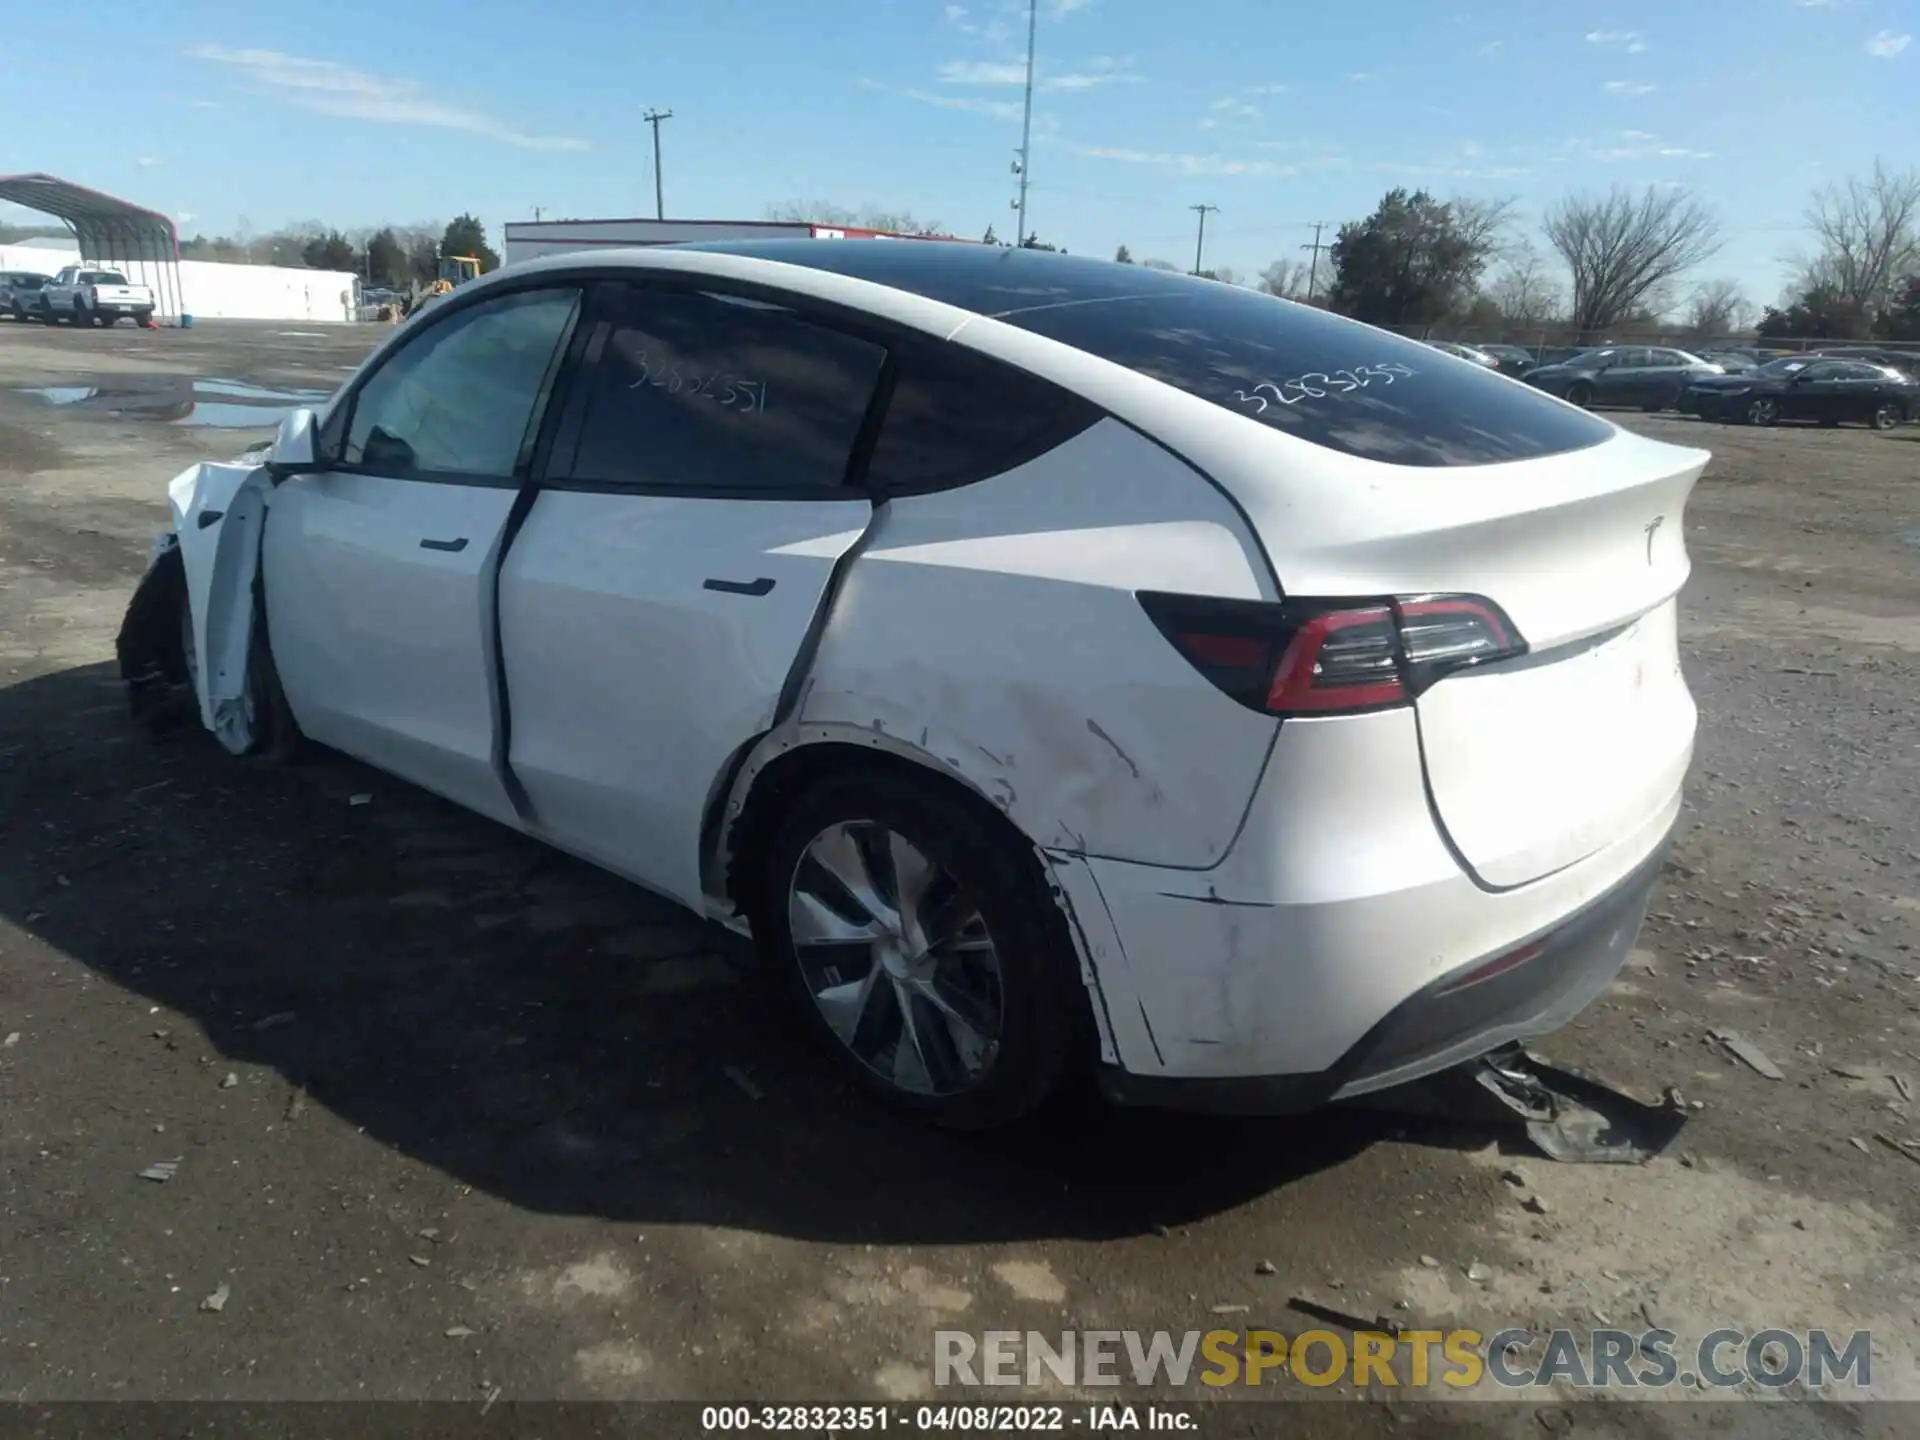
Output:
1644,516,1665,564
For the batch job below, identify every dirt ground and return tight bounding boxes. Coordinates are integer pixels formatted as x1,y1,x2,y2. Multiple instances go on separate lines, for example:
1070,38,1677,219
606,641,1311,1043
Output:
0,319,1916,1435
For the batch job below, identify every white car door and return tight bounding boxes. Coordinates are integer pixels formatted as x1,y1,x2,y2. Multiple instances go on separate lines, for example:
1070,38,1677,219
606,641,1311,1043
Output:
264,285,583,823
496,282,888,907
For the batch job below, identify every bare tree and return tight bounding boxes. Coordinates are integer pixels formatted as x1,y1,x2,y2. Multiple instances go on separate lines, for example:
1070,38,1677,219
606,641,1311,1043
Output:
1450,195,1520,262
1684,278,1751,339
1258,258,1313,299
765,200,946,236
1140,257,1181,272
1483,239,1563,328
1543,186,1722,337
1796,160,1920,319
1200,265,1242,286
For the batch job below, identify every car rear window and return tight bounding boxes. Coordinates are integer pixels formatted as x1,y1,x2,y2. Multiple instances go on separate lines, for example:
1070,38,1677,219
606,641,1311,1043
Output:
81,271,129,284
1001,284,1613,467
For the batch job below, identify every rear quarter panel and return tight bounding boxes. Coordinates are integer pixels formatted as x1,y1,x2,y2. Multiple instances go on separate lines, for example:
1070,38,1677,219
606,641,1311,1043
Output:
794,418,1281,868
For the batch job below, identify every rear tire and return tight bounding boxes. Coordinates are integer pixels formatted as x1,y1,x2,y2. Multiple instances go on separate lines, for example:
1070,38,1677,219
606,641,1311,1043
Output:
747,768,1086,1130
1872,402,1904,431
1565,381,1593,408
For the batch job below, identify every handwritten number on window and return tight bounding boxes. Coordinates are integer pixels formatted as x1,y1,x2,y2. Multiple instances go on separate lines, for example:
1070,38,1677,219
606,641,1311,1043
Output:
1231,361,1416,415
627,347,765,415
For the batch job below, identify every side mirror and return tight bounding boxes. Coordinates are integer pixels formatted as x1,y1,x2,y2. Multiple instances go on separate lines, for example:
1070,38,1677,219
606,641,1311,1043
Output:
267,407,319,477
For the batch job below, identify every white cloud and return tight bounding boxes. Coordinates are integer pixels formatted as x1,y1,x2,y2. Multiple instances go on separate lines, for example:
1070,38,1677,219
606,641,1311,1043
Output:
187,45,588,150
1479,41,1504,56
176,211,196,225
1585,30,1648,53
1602,79,1657,95
1623,129,1656,140
938,54,1139,90
899,87,1025,120
1078,145,1287,177
1248,83,1289,94
190,99,221,109
1866,29,1911,56
1793,0,1848,7
136,156,163,169
943,3,968,21
1347,71,1380,82
939,58,1028,84
1048,0,1093,15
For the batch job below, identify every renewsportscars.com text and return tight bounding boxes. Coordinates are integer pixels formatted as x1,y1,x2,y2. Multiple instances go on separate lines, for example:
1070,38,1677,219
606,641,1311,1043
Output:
934,1327,1873,1390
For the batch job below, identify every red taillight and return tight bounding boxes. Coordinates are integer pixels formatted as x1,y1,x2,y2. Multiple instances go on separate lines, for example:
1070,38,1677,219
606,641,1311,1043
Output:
1139,590,1525,717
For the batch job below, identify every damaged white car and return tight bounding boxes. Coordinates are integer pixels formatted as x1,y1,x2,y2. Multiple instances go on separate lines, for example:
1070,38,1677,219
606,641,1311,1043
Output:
118,243,1704,1129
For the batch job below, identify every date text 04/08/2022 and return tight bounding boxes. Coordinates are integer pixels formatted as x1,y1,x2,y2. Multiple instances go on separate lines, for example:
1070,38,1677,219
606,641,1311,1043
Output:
699,1404,1197,1431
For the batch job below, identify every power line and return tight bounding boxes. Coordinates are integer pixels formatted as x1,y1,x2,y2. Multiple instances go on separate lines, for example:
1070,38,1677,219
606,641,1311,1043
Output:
1190,203,1219,276
1301,220,1330,300
642,108,673,221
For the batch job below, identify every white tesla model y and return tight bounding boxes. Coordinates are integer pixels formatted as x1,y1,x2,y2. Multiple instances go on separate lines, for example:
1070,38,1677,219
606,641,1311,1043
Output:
119,242,1704,1128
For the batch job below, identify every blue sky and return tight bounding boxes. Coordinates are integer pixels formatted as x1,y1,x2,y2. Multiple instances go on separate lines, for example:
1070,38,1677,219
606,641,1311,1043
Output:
3,0,1915,307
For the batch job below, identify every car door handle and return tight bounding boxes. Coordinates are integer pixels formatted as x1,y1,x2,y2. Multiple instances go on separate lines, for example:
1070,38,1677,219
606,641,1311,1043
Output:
703,576,776,597
419,537,469,553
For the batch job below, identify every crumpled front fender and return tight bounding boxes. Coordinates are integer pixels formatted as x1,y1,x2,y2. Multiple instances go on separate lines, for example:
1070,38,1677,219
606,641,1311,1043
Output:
164,460,272,754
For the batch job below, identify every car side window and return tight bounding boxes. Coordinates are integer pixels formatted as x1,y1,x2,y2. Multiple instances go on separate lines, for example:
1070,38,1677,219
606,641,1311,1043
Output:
342,287,581,478
865,339,1103,494
554,285,887,495
1798,362,1842,382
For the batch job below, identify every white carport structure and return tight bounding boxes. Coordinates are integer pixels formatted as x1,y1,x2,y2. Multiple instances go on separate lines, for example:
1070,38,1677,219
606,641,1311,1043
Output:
0,172,185,324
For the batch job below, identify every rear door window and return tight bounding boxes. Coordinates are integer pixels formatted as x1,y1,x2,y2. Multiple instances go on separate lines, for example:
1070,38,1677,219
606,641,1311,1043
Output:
1002,283,1612,467
552,285,887,495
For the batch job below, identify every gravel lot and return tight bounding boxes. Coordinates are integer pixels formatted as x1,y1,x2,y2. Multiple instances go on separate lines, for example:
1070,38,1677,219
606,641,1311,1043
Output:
1,320,1916,1433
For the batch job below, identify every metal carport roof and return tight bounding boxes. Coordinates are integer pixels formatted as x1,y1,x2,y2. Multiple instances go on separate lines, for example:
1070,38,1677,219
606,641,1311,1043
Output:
0,173,184,323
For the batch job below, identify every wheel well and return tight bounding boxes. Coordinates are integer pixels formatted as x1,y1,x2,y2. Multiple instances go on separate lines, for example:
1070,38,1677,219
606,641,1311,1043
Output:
720,740,1026,914
116,544,189,687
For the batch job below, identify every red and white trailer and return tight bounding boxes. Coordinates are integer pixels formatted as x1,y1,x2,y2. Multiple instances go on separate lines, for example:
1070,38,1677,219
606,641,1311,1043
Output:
502,217,967,266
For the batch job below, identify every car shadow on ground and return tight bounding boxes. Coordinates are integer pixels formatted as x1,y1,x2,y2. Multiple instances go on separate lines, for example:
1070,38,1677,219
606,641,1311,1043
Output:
0,662,1394,1247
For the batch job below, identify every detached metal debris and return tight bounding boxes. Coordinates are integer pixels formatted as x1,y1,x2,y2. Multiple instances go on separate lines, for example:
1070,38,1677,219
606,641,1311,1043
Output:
1350,1044,1689,1164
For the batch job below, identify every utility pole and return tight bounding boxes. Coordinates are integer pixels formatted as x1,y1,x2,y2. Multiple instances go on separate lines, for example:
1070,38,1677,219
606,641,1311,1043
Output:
533,206,544,222
1300,220,1328,300
643,108,673,221
1012,0,1038,244
1190,203,1218,276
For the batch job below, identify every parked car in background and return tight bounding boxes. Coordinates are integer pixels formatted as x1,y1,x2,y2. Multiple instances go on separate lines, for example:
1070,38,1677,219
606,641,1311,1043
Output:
1522,346,1723,412
1424,339,1501,369
118,242,1703,1129
1678,356,1915,429
38,266,156,327
1809,347,1919,379
1,270,50,320
1697,349,1760,373
1474,343,1538,377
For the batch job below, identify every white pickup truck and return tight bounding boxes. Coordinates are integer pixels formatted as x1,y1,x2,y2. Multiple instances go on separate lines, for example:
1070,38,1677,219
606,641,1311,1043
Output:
38,266,157,327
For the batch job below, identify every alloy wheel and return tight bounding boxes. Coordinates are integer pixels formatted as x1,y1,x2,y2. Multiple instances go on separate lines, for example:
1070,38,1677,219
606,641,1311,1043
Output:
1873,404,1900,431
786,820,1003,1097
1747,398,1777,426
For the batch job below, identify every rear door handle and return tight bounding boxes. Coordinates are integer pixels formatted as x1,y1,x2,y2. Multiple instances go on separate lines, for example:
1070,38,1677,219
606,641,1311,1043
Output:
703,576,775,597
419,537,469,553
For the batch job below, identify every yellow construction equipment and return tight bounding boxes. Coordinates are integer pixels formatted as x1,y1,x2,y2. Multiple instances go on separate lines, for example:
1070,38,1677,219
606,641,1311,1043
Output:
415,255,484,306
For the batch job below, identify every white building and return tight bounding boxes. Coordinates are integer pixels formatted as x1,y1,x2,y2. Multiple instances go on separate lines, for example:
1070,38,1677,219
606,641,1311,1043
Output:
502,217,967,266
0,238,360,323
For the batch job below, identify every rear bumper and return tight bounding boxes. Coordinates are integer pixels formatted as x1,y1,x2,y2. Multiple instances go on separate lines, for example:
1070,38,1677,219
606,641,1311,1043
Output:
1093,819,1672,1115
1046,695,1690,1110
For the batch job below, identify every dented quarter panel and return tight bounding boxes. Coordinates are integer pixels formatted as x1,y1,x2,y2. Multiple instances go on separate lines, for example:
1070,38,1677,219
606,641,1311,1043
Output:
166,460,272,754
793,418,1281,869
